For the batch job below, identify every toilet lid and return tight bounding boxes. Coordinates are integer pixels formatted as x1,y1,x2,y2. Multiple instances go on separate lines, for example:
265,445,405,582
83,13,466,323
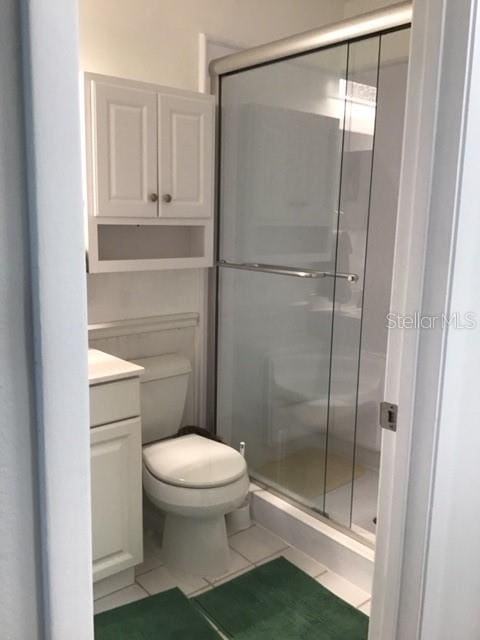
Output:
143,434,247,488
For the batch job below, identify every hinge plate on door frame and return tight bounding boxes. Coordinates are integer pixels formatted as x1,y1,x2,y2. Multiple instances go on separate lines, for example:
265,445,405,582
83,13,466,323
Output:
380,401,398,432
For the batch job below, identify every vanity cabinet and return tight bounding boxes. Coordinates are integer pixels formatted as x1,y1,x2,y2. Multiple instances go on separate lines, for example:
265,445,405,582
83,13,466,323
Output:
85,73,215,272
89,350,144,583
90,418,142,582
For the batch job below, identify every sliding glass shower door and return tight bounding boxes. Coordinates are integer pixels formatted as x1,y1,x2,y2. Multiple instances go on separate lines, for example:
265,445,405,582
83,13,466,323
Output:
217,43,347,518
215,35,392,530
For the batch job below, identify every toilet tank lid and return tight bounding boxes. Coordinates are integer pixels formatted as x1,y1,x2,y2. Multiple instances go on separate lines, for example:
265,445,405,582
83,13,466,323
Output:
131,354,191,382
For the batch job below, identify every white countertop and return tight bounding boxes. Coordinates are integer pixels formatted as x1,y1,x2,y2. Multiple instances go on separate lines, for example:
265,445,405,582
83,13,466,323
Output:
88,349,144,385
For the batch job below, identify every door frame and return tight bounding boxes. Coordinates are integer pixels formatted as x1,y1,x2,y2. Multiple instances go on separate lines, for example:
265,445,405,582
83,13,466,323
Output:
20,1,93,639
370,0,446,634
371,0,480,638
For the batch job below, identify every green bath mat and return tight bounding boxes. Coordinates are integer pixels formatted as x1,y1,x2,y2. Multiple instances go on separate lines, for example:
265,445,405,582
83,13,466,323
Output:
94,587,221,640
195,557,369,640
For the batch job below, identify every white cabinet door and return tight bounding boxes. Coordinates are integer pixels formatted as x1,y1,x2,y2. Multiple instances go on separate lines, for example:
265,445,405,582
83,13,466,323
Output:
92,81,158,218
159,93,214,218
91,418,143,582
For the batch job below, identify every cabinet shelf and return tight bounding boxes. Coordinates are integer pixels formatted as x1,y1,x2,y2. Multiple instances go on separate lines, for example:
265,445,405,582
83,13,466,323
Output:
87,217,213,272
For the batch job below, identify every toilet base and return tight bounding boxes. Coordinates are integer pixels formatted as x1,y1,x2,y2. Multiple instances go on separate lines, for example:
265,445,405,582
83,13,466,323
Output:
162,513,230,577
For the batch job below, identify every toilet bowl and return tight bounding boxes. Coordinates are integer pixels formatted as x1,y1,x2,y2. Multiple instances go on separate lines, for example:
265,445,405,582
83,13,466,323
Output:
143,434,248,575
132,354,249,576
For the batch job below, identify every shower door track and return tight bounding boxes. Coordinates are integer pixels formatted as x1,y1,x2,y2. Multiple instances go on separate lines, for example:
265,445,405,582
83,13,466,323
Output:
209,2,412,77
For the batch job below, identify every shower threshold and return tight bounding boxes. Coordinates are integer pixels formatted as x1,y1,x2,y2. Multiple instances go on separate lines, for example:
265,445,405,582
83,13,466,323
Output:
250,471,377,548
249,481,374,593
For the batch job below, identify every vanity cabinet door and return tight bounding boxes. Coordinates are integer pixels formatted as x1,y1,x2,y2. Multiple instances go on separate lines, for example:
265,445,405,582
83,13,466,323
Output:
159,93,214,218
90,418,143,582
91,80,158,218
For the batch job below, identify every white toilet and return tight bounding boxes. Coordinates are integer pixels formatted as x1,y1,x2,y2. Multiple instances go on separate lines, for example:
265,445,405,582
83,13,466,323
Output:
132,353,249,577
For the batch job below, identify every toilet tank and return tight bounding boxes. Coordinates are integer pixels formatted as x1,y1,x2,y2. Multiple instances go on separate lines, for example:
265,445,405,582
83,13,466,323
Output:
131,354,191,444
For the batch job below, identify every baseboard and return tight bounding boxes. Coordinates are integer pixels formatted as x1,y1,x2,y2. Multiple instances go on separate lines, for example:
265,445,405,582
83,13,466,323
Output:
93,567,135,600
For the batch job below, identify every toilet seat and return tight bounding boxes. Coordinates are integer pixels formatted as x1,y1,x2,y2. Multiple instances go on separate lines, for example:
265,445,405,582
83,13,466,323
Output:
143,433,247,489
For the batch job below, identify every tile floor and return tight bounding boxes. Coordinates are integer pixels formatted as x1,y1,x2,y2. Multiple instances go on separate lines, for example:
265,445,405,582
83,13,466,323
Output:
94,522,372,620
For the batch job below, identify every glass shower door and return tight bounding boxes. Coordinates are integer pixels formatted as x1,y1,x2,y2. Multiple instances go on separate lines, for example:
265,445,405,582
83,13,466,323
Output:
216,44,348,515
215,31,409,532
323,36,381,526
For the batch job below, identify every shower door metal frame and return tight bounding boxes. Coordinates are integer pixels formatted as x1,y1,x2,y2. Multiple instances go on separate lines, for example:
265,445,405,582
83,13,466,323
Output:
209,2,412,76
207,2,413,434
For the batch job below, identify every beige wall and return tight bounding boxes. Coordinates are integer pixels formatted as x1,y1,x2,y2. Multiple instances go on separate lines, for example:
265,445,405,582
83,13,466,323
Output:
79,0,344,92
344,0,401,18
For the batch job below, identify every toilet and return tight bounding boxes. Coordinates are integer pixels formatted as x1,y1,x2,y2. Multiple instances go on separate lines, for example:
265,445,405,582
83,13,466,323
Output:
132,353,249,577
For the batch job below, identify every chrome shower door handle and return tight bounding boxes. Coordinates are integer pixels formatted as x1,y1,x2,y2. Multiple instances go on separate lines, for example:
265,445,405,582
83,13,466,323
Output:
217,260,358,282
217,260,321,278
322,271,359,283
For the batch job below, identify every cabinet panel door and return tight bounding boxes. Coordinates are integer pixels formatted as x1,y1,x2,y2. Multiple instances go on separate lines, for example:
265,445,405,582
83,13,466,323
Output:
92,81,158,218
159,94,214,218
91,418,143,582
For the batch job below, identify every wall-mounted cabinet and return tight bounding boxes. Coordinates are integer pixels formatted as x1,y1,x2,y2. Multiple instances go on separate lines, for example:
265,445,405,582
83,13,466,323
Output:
84,73,215,271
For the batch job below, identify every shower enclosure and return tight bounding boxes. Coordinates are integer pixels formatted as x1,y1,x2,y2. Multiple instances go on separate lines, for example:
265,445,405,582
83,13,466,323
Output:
211,20,410,537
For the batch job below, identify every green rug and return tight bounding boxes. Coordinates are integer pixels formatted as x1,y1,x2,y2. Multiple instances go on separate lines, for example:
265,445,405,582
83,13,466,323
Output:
195,557,369,640
94,588,221,639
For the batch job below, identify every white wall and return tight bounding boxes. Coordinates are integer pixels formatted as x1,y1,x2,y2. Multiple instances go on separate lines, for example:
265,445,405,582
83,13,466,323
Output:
0,3,41,638
87,270,204,323
79,0,347,325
